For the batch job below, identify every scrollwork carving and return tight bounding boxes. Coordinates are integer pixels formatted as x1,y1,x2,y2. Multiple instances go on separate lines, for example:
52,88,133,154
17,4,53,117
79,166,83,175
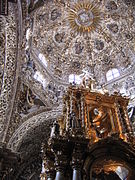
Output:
0,4,17,140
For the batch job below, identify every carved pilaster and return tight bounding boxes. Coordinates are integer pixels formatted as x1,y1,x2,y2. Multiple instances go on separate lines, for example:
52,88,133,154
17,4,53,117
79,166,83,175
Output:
114,102,124,135
81,95,85,127
123,105,133,134
66,95,70,131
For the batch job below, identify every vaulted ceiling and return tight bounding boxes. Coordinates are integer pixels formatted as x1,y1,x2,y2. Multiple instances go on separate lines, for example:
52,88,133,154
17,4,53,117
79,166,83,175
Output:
27,0,135,85
21,0,135,108
0,0,135,179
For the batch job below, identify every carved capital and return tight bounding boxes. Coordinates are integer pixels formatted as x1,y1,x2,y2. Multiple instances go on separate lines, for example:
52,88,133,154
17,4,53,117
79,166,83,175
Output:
72,140,88,169
55,151,68,171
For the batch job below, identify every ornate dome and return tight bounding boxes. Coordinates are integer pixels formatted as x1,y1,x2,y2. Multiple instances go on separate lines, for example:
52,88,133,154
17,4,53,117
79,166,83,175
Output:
27,0,135,85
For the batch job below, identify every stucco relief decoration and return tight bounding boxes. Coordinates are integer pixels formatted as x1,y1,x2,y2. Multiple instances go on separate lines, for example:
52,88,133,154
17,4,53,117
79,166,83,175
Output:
0,3,134,179
27,0,134,89
14,1,135,144
0,5,17,139
8,109,62,151
68,1,102,35
0,16,5,94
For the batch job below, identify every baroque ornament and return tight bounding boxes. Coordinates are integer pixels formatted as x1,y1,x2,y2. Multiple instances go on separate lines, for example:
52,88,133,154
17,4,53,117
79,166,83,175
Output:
68,1,102,35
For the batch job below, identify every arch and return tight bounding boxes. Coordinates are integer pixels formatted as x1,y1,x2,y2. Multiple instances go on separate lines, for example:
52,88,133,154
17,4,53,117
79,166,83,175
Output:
7,108,62,151
83,138,135,179
0,3,22,142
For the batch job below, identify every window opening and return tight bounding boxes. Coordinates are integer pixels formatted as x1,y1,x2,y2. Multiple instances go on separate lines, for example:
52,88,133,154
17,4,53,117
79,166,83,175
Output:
38,53,48,67
106,68,120,81
69,74,82,84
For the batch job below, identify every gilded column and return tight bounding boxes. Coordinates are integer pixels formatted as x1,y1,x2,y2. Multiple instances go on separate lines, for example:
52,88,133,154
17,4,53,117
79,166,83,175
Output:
85,104,89,129
66,96,70,131
114,102,124,135
70,91,73,113
81,96,84,127
83,102,89,138
123,105,133,134
109,109,116,133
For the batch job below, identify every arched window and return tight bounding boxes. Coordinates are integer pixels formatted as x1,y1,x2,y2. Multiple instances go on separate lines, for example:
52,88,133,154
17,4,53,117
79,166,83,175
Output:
33,71,46,89
38,53,48,67
69,74,82,84
106,68,120,81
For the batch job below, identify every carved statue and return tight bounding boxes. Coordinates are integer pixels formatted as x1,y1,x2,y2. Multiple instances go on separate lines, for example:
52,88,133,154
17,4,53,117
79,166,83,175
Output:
78,118,82,128
101,85,109,94
27,89,35,106
69,112,78,129
82,76,95,90
88,77,95,90
82,77,86,87
128,106,135,122
50,120,60,137
58,116,64,136
89,107,109,138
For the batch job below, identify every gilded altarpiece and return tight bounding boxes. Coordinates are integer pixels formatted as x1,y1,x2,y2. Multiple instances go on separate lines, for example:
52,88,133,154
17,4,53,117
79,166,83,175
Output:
60,86,133,144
